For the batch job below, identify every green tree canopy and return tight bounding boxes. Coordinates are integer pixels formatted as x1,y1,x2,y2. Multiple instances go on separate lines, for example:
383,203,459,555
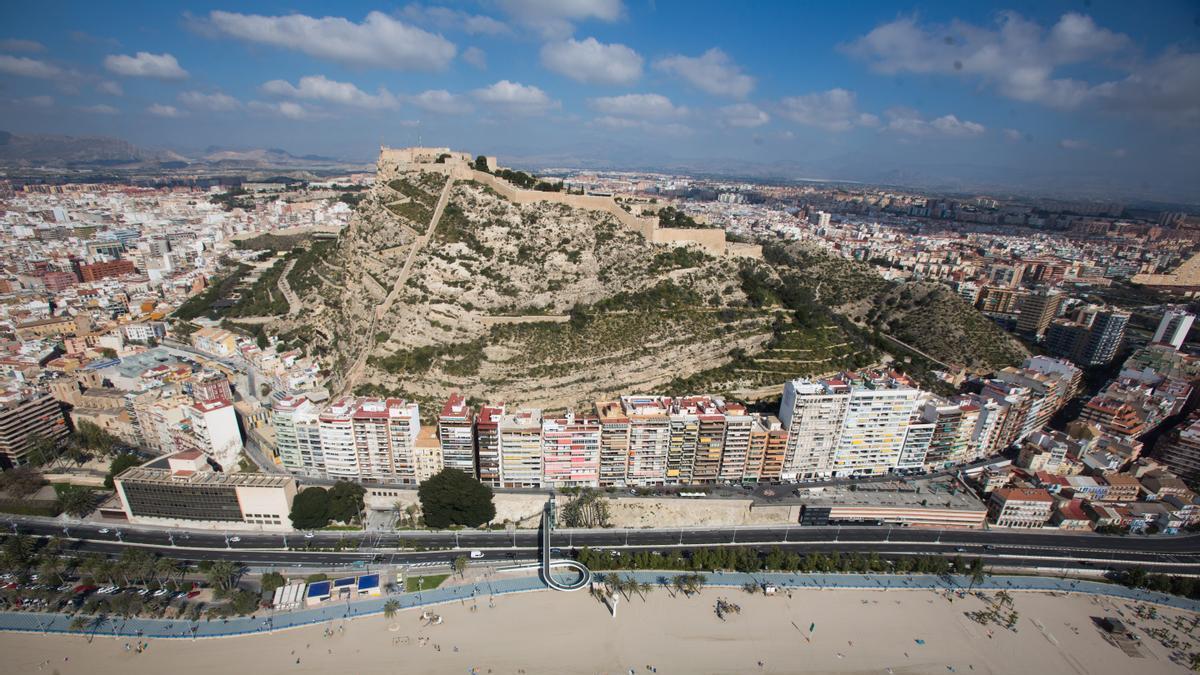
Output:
260,571,286,595
417,469,495,529
54,484,96,517
289,487,330,529
326,481,366,524
0,466,45,498
104,453,142,489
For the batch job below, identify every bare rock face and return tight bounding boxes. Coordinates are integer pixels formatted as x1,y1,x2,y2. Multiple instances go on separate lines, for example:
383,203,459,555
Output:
290,170,775,411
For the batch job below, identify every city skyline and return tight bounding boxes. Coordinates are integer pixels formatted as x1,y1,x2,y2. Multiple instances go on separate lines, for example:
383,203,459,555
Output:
0,2,1198,202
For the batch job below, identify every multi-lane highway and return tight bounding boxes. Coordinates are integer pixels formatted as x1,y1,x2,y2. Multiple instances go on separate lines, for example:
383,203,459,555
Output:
6,515,1200,574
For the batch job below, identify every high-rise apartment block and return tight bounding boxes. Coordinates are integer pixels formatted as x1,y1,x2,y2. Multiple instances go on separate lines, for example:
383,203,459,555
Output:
437,393,476,476
0,388,68,467
1153,308,1195,350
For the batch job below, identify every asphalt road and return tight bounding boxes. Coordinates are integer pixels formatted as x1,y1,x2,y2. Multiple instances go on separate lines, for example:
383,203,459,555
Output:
7,516,1199,573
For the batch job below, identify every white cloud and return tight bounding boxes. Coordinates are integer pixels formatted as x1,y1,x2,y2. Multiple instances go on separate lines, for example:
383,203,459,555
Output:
1088,51,1200,127
80,103,119,115
655,48,754,99
496,0,623,39
842,12,1138,111
400,4,510,36
1058,138,1089,150
261,75,399,110
96,80,123,96
104,52,188,79
472,80,558,115
179,90,240,111
409,89,472,115
882,108,986,137
462,46,487,70
0,54,64,79
588,93,686,119
248,100,314,120
718,103,769,128
205,10,456,71
541,37,642,85
15,95,53,107
591,116,691,136
147,103,184,118
1003,128,1025,142
0,39,45,53
778,89,876,132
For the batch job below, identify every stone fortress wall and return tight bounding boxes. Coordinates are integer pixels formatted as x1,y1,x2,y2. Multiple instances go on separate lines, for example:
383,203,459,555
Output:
377,146,761,259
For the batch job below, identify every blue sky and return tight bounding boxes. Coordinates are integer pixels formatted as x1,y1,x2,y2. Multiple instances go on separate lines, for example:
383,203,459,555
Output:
0,1,1198,201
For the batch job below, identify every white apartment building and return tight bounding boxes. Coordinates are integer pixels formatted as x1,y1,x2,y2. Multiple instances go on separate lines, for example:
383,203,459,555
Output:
718,404,753,482
780,372,920,479
499,409,543,488
273,395,325,476
622,396,671,486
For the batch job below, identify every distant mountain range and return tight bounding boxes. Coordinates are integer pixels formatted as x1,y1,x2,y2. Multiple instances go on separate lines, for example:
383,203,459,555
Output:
0,131,361,171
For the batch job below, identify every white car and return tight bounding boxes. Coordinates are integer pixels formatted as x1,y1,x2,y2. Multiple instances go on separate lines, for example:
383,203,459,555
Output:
152,589,169,597
136,589,150,596
97,528,110,534
303,532,315,539
469,550,484,559
228,536,241,543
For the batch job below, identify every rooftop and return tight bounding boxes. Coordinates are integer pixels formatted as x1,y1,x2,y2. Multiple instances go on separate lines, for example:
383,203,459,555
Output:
116,466,293,489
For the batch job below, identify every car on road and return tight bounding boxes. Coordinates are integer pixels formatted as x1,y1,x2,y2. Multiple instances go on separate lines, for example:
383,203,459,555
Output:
228,536,241,543
984,545,996,550
97,528,110,534
954,547,967,552
550,548,562,555
469,550,484,559
303,532,315,539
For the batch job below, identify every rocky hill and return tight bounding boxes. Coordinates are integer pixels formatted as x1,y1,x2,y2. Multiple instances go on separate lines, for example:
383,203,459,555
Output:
265,152,1026,413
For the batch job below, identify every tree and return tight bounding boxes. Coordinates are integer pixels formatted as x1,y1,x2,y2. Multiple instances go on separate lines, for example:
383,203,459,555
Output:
261,571,286,595
290,487,331,529
55,484,97,517
75,420,118,457
24,432,62,467
104,453,142,489
967,558,988,592
473,155,490,173
0,466,46,498
383,599,400,618
453,555,468,577
327,481,366,524
206,560,239,593
417,469,495,528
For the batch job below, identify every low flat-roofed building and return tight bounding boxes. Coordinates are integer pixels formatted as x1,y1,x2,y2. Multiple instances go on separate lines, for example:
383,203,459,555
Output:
796,479,988,529
1051,498,1093,530
113,451,297,531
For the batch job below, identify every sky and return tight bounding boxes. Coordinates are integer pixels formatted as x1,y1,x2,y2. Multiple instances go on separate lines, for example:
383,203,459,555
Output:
0,1,1198,202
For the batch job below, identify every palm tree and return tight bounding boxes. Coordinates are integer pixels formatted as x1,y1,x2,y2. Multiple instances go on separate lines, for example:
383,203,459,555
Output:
966,558,988,593
37,556,65,585
155,557,179,588
206,560,239,593
383,599,400,618
638,581,653,600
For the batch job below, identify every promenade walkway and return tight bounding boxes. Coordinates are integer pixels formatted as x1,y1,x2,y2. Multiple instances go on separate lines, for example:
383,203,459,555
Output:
0,573,1194,640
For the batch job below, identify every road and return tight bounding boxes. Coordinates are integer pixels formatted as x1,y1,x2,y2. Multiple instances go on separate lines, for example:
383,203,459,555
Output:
10,516,1200,573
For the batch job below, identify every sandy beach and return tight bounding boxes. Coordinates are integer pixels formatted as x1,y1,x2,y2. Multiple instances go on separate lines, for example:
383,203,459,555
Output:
1,586,1195,674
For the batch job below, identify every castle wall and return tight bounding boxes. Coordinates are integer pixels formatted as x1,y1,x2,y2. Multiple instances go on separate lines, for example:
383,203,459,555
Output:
376,146,762,259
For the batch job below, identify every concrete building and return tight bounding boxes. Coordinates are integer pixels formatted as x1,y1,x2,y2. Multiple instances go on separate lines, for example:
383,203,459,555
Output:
476,404,504,487
0,388,68,467
498,408,542,488
1153,308,1194,350
595,400,631,486
114,451,296,531
541,413,601,487
272,396,325,476
988,487,1054,528
621,396,672,486
1016,290,1063,339
437,393,475,477
179,398,243,471
412,427,443,484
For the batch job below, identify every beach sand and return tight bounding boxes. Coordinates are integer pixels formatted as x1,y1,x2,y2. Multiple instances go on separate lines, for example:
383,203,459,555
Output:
1,587,1195,674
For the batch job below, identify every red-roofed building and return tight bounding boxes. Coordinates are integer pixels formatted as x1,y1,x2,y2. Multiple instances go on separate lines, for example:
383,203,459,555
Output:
437,392,475,477
1051,498,1093,530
